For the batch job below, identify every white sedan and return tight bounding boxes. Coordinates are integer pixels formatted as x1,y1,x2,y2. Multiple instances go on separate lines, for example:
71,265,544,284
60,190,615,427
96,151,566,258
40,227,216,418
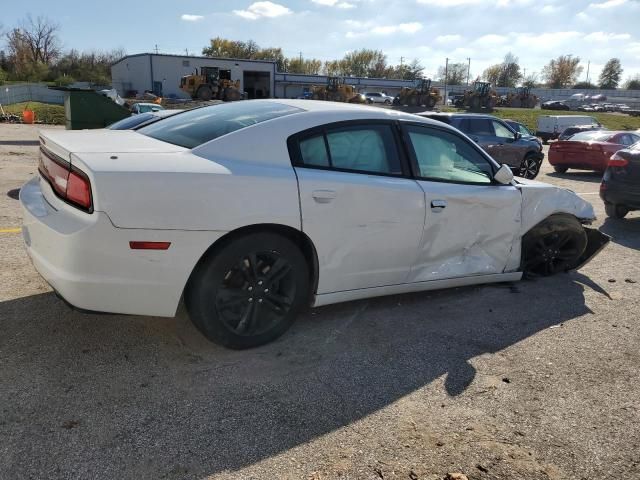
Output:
20,100,609,349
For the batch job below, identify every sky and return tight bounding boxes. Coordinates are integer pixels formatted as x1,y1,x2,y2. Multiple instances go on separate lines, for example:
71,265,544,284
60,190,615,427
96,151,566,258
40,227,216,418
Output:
3,0,640,83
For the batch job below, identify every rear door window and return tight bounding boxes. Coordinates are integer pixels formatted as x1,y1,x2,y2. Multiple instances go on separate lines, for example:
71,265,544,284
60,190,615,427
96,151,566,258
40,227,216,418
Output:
466,118,494,136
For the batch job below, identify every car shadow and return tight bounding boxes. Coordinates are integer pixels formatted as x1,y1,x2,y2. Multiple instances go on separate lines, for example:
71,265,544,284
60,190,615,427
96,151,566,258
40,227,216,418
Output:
601,215,640,250
0,272,605,478
546,171,603,184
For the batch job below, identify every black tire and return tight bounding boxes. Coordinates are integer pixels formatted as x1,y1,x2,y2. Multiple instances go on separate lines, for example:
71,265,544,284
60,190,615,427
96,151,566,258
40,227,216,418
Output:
553,166,568,173
185,233,310,349
470,96,481,110
384,99,391,105
197,86,213,101
521,215,588,277
519,154,541,179
366,98,373,104
426,97,436,108
604,203,629,219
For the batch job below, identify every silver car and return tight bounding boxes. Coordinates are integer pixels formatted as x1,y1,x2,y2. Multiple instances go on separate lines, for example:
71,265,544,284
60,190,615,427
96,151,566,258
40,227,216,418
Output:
363,92,394,105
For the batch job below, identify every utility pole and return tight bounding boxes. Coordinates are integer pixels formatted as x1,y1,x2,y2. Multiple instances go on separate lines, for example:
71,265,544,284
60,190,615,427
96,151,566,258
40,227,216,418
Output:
444,57,449,106
185,48,189,56
154,44,159,54
466,57,471,86
299,51,303,63
586,60,590,84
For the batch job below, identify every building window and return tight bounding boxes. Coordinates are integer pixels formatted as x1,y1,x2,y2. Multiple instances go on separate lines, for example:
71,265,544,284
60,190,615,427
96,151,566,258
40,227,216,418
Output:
182,60,190,67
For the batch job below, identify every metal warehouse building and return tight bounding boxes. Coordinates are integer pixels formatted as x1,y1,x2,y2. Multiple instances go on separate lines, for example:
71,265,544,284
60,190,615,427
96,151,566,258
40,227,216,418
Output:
111,53,276,99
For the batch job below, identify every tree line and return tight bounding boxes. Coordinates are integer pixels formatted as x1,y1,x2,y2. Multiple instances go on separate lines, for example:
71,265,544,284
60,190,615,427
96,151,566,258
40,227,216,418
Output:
1,16,639,91
0,15,125,86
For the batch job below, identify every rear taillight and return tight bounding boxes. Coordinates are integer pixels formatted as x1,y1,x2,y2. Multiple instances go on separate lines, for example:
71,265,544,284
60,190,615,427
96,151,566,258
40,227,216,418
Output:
38,147,93,212
608,153,629,167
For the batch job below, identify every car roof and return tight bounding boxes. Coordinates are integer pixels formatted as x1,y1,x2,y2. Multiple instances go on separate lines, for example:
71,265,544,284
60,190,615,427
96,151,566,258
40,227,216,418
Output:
418,112,497,120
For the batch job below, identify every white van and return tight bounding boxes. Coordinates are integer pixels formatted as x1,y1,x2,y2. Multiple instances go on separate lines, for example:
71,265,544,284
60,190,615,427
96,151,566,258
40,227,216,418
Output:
536,115,601,143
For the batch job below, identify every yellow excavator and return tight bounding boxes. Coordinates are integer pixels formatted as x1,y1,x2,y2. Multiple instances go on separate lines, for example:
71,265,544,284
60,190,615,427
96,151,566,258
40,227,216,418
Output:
503,86,538,108
462,81,498,110
393,78,441,108
180,66,242,101
311,77,365,103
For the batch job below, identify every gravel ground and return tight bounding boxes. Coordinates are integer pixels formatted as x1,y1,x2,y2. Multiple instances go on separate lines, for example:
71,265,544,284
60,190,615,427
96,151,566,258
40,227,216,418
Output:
0,123,639,480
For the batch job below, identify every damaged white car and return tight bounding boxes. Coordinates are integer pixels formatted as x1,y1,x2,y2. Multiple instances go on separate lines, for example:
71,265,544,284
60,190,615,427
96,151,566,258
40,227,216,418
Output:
20,100,609,349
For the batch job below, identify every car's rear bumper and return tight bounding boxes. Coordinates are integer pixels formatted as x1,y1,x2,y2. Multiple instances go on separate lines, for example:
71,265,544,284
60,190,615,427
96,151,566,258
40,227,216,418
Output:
600,178,640,209
20,176,224,317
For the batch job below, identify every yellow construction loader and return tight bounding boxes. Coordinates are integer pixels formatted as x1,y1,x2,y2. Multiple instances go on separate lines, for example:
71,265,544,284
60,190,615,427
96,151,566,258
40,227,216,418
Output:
180,66,242,101
462,81,498,110
393,79,441,108
311,77,365,103
504,86,538,108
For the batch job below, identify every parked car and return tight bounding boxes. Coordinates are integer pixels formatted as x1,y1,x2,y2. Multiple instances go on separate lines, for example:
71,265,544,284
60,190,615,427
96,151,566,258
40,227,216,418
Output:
363,92,394,104
504,119,541,144
130,102,165,114
577,105,596,112
557,124,603,141
419,113,544,179
617,104,631,113
542,100,571,111
536,115,601,143
549,130,640,173
108,109,183,130
600,140,640,218
21,100,609,348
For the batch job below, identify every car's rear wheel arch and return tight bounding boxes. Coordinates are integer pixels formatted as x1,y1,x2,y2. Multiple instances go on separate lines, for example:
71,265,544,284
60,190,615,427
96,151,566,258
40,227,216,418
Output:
185,224,319,304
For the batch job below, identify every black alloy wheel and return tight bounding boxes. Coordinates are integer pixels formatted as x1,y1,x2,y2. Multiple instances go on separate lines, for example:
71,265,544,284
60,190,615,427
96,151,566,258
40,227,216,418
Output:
215,251,296,337
519,155,541,179
521,215,587,277
185,233,309,349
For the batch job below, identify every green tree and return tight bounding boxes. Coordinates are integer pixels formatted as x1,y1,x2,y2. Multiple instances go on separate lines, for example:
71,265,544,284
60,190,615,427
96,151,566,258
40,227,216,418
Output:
0,68,6,85
284,57,322,75
624,75,640,90
541,55,583,88
496,52,521,87
598,58,623,89
573,81,597,89
482,64,502,85
436,62,468,85
521,72,539,88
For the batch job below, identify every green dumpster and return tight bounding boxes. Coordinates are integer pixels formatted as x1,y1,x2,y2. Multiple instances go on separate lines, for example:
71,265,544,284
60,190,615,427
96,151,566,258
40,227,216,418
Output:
49,87,130,130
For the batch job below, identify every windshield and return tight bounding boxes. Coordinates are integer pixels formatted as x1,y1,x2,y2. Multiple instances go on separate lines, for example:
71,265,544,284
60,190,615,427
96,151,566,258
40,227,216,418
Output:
138,101,304,149
108,113,156,130
570,131,613,142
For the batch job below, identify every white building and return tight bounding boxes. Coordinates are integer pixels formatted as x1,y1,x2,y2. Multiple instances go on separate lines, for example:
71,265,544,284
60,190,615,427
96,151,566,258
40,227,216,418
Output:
111,53,276,99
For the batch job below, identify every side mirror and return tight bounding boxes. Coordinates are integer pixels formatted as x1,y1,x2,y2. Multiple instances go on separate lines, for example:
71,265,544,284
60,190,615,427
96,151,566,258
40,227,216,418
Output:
494,164,514,185
514,131,521,140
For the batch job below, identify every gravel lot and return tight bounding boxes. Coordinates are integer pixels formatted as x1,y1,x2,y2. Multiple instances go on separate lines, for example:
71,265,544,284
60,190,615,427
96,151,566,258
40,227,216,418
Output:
1,123,639,480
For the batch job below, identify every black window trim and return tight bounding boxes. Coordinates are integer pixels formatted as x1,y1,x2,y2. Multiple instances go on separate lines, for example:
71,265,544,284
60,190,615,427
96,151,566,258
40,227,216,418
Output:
398,120,506,187
287,119,413,179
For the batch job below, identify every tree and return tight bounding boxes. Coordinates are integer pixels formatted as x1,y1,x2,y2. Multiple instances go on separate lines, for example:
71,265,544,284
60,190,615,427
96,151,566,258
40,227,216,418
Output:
495,52,521,87
283,57,322,75
521,72,539,88
392,58,424,80
482,64,502,85
541,55,583,88
0,67,6,85
573,81,597,89
6,15,60,64
436,62,468,85
598,58,623,89
624,75,640,90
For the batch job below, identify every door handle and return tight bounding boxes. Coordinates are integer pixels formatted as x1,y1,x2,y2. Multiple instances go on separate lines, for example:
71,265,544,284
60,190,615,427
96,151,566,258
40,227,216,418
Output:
431,199,447,210
312,189,336,203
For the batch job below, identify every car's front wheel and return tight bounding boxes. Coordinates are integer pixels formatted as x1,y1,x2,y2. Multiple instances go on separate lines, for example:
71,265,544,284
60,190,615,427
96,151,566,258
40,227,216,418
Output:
521,215,587,277
519,154,541,179
605,203,629,219
186,233,310,349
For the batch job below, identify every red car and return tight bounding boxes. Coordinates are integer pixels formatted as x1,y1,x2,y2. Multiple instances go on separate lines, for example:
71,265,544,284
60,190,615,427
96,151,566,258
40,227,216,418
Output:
549,130,640,173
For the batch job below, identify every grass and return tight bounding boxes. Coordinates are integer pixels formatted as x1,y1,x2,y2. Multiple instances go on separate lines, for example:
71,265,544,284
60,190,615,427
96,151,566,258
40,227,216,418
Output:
441,106,640,132
2,102,66,125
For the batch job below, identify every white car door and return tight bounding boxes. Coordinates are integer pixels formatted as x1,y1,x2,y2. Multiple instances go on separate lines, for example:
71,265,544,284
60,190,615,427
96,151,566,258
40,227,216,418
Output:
289,121,426,294
399,123,522,282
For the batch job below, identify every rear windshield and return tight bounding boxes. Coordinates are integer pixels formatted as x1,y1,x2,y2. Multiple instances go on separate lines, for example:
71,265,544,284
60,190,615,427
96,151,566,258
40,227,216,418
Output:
570,131,612,142
138,101,304,149
109,113,156,130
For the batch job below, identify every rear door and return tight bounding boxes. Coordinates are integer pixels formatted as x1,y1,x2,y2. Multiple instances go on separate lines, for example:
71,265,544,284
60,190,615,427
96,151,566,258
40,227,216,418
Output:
400,122,522,281
461,118,505,163
290,121,426,294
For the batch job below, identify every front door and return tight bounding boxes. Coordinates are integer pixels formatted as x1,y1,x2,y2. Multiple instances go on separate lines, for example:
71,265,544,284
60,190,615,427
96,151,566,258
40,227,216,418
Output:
400,123,522,282
290,121,426,293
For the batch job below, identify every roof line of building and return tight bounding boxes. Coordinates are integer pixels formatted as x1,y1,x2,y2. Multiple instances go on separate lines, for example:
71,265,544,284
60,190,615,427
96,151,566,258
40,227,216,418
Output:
113,52,278,66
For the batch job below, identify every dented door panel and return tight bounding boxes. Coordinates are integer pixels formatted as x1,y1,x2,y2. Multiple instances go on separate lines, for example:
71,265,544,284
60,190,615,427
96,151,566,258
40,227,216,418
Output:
408,181,522,282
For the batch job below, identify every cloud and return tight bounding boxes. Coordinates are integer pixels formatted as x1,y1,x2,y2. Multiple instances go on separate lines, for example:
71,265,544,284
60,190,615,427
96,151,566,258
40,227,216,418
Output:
584,31,631,42
371,22,423,35
435,34,462,43
540,5,559,13
313,0,356,8
589,0,627,8
233,1,292,20
416,0,533,6
181,14,204,21
475,34,508,46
